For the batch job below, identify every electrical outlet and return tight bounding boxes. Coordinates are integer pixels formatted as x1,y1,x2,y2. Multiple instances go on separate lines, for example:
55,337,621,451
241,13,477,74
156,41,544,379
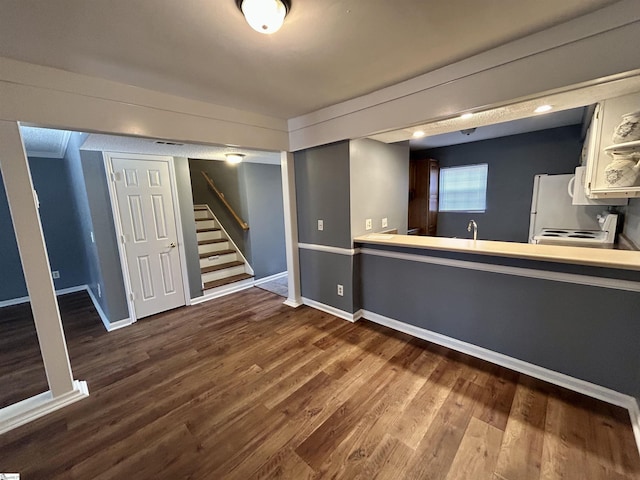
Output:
382,217,388,228
318,219,324,231
365,218,372,230
337,284,344,296
52,270,60,279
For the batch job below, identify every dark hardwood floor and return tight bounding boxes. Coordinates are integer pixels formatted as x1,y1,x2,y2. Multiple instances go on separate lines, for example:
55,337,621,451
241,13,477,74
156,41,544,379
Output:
0,289,639,479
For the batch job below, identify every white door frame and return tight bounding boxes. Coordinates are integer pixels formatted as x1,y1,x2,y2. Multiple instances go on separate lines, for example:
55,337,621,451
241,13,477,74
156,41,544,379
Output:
103,152,191,323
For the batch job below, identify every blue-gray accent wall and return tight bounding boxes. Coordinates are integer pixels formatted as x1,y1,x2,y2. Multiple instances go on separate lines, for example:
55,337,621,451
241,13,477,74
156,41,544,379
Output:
358,244,640,398
295,141,351,249
0,169,27,301
79,150,129,322
415,126,583,242
1,136,90,302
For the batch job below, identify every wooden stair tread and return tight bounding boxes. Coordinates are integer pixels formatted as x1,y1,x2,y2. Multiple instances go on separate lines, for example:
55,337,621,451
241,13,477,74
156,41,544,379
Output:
193,206,208,210
199,249,236,259
203,273,253,290
195,218,213,222
201,261,244,274
196,227,221,233
198,238,228,245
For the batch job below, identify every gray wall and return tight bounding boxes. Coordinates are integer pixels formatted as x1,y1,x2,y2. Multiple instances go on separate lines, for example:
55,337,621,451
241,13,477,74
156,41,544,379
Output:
79,150,129,322
174,157,202,297
30,156,88,290
189,158,286,280
359,246,640,397
350,139,409,237
243,163,286,278
624,198,640,248
299,249,356,313
295,141,351,249
415,126,583,242
0,170,27,301
0,139,91,302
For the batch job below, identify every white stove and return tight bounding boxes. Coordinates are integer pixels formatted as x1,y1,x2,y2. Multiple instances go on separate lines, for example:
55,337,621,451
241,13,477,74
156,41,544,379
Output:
532,214,618,248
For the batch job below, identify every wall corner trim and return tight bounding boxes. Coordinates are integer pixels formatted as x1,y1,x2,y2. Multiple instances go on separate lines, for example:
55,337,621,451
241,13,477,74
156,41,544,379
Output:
301,297,362,322
85,285,132,332
360,308,640,454
0,379,89,436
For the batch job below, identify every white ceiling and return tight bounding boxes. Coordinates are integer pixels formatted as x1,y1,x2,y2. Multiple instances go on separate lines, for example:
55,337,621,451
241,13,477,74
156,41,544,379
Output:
20,126,71,158
410,107,586,150
0,0,617,118
80,133,281,164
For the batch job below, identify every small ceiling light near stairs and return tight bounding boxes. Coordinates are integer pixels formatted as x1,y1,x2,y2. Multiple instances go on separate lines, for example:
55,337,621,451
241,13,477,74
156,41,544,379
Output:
225,153,245,164
236,0,291,34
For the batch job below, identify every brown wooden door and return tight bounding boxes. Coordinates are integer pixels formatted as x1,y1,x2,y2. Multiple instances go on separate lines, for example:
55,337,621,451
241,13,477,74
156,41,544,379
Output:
408,158,439,235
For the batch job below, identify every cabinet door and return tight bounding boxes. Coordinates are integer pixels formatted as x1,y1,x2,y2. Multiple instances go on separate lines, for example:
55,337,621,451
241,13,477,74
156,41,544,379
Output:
408,158,439,235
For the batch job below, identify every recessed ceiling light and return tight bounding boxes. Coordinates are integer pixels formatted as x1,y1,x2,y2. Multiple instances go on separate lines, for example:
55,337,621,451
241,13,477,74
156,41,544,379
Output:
412,131,425,138
460,112,474,120
225,153,245,164
534,105,553,113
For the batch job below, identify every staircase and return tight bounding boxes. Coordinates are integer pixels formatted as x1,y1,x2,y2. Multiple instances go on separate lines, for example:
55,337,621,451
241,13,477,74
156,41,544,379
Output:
194,205,253,293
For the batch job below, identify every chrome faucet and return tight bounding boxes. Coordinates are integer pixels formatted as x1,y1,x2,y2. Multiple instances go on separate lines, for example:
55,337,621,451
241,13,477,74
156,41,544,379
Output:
467,220,478,241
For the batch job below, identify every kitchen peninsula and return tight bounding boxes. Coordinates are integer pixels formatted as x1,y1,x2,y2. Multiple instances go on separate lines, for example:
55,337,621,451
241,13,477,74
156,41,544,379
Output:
354,233,640,415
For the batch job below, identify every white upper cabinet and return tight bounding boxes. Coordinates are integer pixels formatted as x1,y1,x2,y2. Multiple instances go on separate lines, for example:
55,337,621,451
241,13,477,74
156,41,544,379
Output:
585,92,640,198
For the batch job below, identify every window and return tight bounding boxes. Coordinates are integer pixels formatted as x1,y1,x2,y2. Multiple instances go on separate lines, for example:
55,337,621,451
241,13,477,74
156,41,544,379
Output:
438,164,488,212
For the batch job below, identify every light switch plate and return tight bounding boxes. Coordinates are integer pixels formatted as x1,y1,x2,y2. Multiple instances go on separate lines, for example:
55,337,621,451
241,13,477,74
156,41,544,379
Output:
382,217,388,228
365,219,372,230
52,270,60,279
318,219,324,231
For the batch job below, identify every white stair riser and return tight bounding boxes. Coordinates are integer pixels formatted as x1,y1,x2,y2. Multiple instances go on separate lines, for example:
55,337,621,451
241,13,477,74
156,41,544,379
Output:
198,242,230,255
194,210,210,220
197,230,222,241
202,265,247,283
195,219,216,229
200,252,239,268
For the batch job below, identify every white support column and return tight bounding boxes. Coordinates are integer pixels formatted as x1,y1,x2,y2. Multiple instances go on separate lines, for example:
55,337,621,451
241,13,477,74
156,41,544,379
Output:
0,120,75,396
280,151,302,307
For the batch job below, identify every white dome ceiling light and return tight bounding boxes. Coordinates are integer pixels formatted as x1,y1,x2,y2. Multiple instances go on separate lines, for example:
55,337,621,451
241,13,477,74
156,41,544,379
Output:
225,153,245,164
236,0,291,34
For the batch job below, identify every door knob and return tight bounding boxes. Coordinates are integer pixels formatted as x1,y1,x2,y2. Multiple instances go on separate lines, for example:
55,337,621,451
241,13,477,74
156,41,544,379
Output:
169,242,176,248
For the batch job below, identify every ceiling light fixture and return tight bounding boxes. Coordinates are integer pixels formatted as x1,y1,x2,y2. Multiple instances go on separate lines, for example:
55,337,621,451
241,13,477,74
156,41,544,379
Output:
534,104,553,113
225,153,245,164
460,112,474,120
412,130,425,138
236,0,291,34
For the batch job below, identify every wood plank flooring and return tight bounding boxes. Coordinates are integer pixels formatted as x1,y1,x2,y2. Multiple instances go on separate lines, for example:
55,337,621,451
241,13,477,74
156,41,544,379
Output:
0,289,639,479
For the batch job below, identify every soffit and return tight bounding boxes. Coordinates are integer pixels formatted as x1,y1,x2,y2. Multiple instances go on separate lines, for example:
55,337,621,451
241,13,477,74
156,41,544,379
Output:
0,0,617,118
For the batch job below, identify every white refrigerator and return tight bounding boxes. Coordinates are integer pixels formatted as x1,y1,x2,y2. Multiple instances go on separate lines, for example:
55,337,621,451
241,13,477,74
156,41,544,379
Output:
528,174,605,242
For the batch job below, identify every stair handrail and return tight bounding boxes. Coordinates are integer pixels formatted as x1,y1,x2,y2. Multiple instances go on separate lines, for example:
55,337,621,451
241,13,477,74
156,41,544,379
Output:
200,171,249,231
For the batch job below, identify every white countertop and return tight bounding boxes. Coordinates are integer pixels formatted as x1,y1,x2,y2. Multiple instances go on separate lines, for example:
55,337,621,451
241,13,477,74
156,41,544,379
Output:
354,234,640,271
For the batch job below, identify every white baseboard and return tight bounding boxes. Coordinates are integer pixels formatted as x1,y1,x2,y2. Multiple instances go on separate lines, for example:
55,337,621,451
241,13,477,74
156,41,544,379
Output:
85,286,132,332
0,380,89,435
283,298,303,308
301,297,362,322
361,309,634,409
254,271,288,285
361,305,640,456
0,284,88,308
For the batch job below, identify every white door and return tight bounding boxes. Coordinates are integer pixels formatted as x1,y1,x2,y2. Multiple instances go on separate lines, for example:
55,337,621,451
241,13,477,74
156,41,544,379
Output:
111,155,185,319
